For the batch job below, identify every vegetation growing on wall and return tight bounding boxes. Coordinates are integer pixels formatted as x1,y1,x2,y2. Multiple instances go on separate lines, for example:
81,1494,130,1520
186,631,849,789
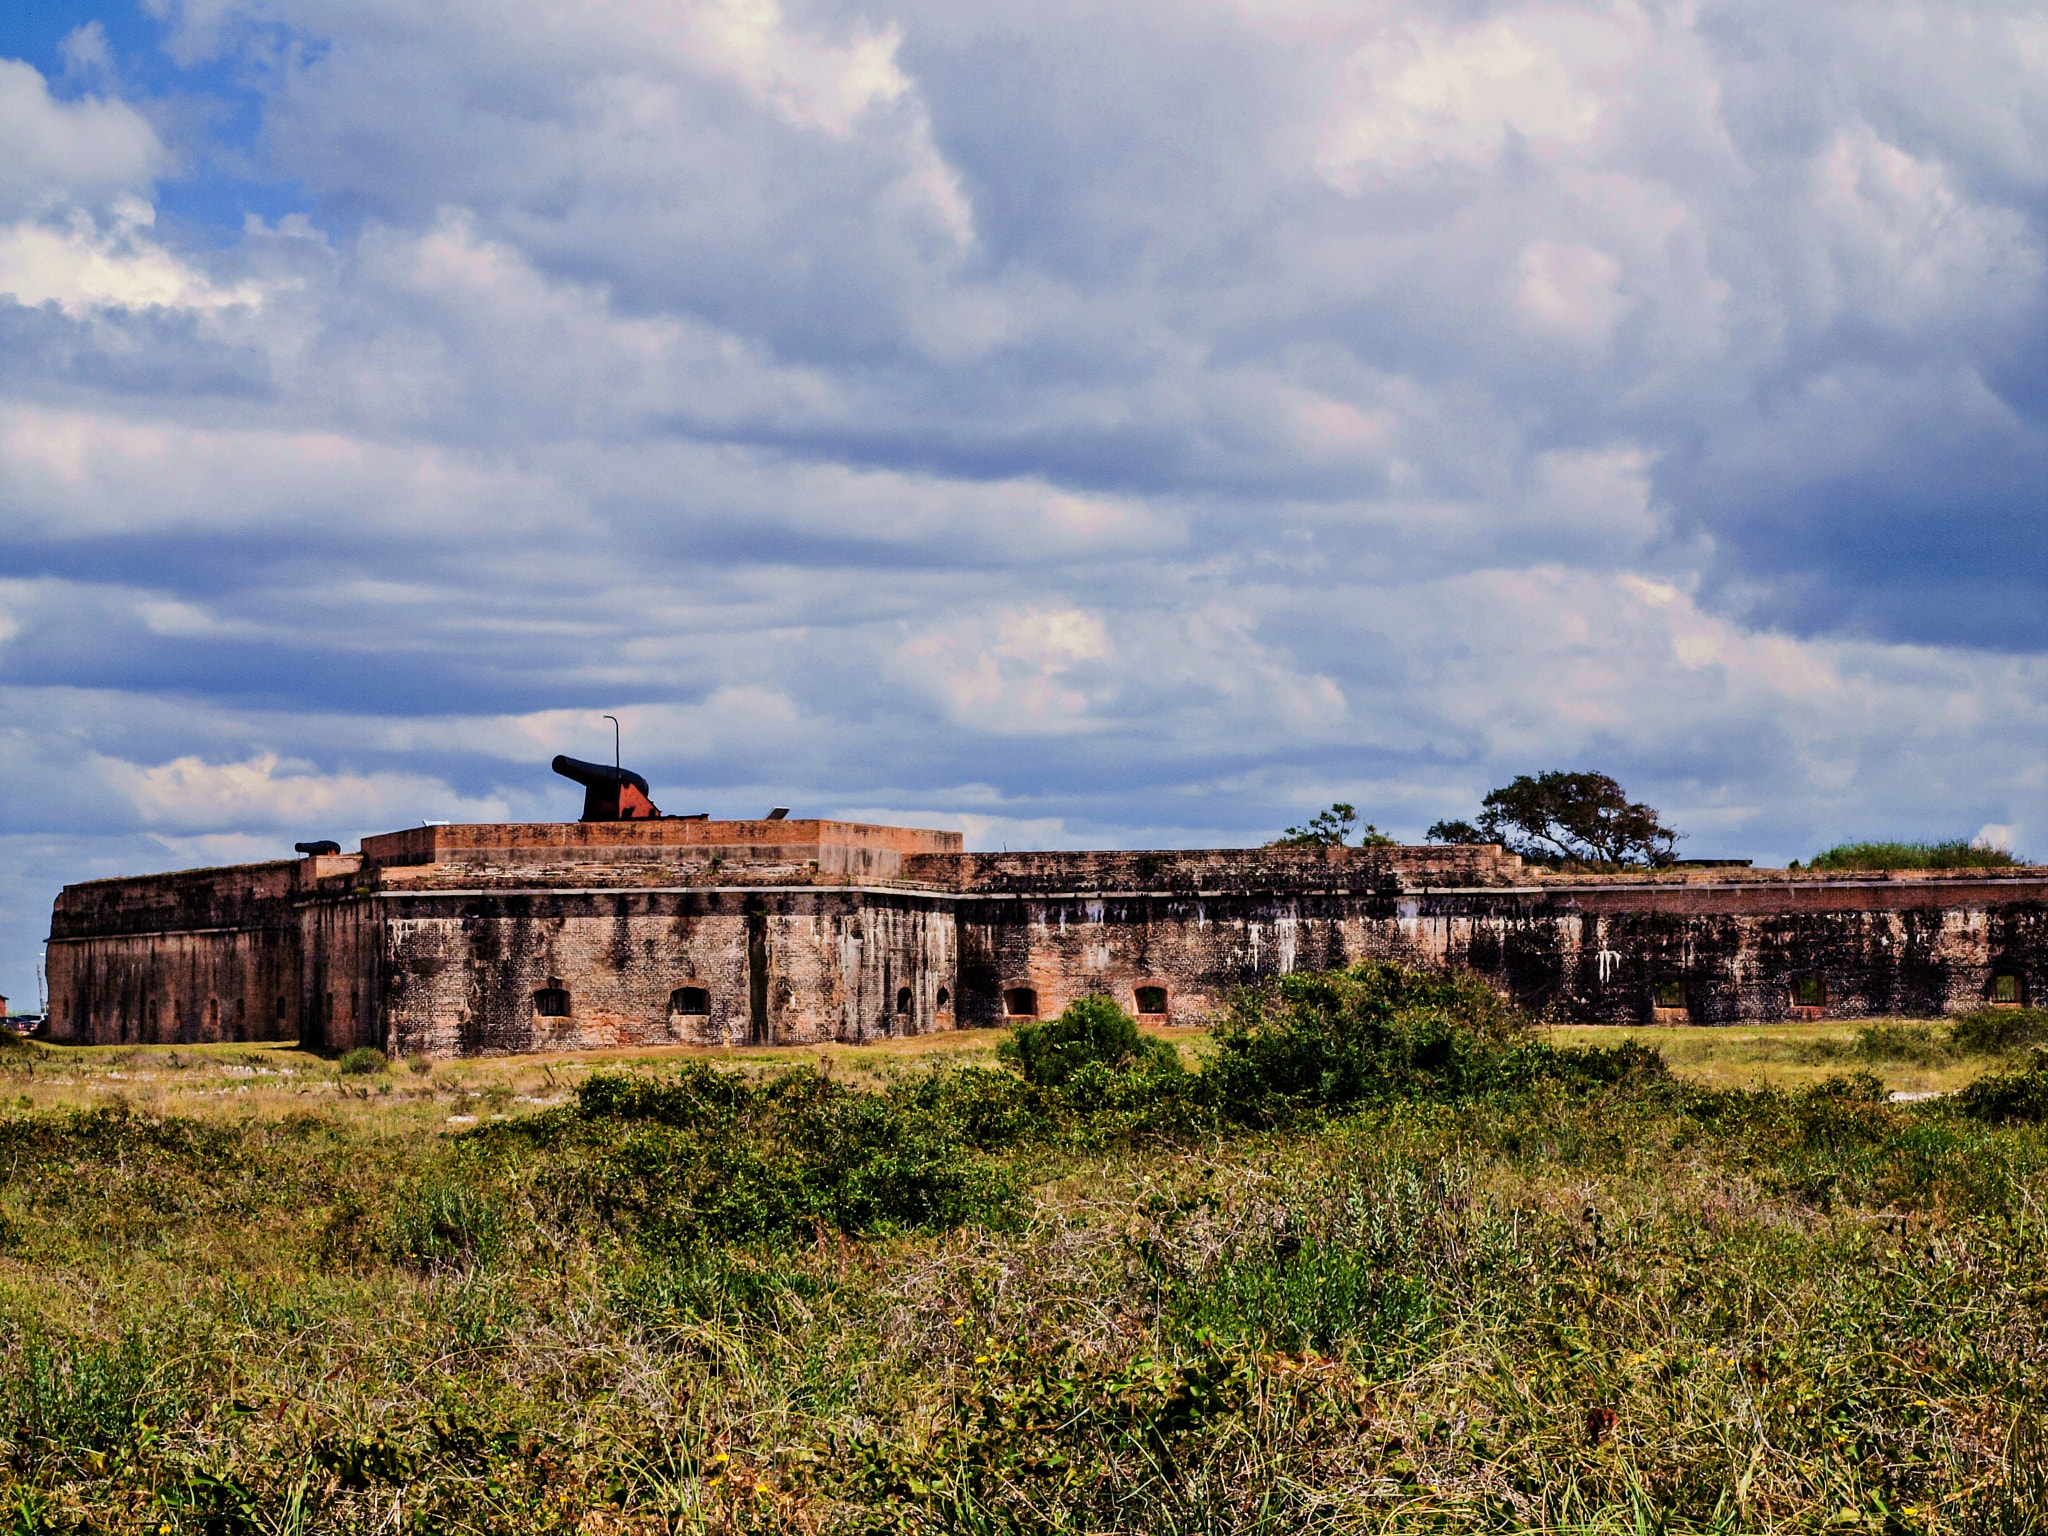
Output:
1267,803,1396,848
2,969,2048,1530
1795,839,2025,871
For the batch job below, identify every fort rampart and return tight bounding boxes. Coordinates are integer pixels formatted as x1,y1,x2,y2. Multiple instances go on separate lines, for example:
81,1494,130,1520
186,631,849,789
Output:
44,818,2048,1054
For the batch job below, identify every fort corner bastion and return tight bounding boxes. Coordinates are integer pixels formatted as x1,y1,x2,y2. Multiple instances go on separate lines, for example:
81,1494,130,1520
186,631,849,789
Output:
45,813,2048,1056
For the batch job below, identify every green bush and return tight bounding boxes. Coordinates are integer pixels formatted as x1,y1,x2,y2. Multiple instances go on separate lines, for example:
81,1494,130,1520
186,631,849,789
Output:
1153,1168,1455,1355
1852,1023,1954,1066
1803,839,2023,871
998,995,1181,1087
1201,961,1634,1122
836,1333,1285,1534
490,1063,1017,1248
1956,1056,2048,1124
480,963,1669,1246
337,1047,388,1076
1951,1008,2048,1055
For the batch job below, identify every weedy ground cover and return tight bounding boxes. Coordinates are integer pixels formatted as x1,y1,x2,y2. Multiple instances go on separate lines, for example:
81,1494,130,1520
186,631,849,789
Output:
0,970,2044,1533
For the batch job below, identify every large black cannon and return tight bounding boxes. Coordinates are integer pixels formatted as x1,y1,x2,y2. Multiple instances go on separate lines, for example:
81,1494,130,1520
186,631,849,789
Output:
552,754,662,821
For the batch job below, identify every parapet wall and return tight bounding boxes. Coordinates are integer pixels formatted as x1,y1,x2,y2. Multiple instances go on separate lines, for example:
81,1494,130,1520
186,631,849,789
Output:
907,843,1524,894
363,820,962,881
50,860,304,942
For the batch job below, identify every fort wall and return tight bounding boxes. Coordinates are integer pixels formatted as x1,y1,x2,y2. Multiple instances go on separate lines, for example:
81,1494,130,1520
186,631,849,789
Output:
42,822,2048,1055
369,888,956,1055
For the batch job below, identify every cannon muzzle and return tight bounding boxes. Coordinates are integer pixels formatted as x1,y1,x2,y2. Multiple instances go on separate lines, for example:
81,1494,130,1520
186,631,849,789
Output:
552,754,662,821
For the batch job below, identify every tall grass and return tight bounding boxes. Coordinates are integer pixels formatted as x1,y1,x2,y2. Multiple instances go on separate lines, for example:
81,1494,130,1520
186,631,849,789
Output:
2,963,2047,1530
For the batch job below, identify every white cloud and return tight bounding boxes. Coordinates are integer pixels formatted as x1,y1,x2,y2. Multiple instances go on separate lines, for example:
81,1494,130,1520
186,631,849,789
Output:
0,199,264,316
1805,122,2042,330
0,58,165,213
658,0,912,136
1517,239,1629,344
95,752,509,834
1315,9,1641,185
897,608,1113,735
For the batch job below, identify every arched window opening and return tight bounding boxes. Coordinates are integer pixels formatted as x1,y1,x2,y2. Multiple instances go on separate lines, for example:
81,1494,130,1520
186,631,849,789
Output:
670,987,710,1016
1993,973,2024,1006
1135,986,1168,1015
1003,987,1038,1018
935,987,951,1010
533,986,572,1018
896,987,913,1014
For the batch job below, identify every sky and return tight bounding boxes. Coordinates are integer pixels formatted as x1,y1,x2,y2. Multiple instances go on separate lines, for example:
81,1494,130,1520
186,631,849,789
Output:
4,0,2048,1008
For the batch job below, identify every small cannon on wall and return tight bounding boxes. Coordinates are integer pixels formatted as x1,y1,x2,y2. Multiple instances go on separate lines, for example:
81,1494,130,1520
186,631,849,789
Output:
553,755,662,821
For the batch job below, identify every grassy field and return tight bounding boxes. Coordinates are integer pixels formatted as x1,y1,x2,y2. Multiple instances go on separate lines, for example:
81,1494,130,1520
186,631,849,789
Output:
0,1017,2009,1128
1540,1021,2008,1097
2,983,2047,1534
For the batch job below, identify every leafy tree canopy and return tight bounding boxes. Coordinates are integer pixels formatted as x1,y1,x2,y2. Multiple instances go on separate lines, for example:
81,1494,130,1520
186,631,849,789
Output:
1269,803,1396,849
1427,771,1679,867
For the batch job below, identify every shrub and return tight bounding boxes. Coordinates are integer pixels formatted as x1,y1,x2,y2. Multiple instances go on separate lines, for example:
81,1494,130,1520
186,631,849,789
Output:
836,1333,1279,1533
1851,1023,1954,1066
1204,963,1515,1119
1804,839,2023,871
1956,1056,2048,1124
491,1064,1017,1248
1950,1008,2048,1055
998,995,1181,1087
1154,1168,1456,1355
337,1047,388,1075
1200,963,1667,1125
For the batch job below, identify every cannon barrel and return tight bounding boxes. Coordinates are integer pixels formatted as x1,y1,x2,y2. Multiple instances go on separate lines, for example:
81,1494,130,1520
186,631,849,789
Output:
551,754,652,796
552,754,661,821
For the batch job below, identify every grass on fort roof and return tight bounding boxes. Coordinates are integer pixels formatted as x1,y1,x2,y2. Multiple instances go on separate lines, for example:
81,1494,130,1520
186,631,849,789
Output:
1795,838,2028,871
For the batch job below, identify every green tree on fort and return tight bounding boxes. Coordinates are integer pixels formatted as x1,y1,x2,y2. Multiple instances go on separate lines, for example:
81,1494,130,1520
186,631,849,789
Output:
1270,803,1396,848
1427,770,1680,867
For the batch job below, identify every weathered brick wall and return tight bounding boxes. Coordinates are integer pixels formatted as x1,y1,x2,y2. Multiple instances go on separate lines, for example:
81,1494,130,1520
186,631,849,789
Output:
953,891,1419,1026
45,837,2048,1057
951,882,2048,1027
1424,897,2048,1023
46,928,303,1046
364,819,962,875
302,897,385,1054
47,861,305,1045
347,888,956,1056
